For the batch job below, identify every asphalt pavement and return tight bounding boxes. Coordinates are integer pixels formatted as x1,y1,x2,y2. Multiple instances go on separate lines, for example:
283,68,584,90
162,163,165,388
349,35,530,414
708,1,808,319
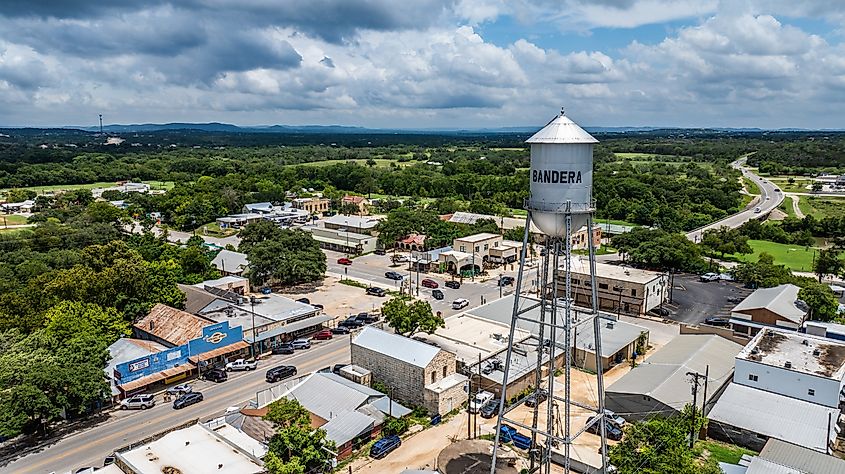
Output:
0,337,350,474
664,274,752,325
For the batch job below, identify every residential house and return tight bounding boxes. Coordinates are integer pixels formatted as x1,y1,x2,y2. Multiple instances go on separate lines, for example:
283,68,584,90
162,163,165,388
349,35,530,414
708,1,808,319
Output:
730,284,808,336
606,335,743,421
707,328,845,452
342,195,370,215
211,249,250,277
351,327,468,415
558,260,668,318
0,199,35,213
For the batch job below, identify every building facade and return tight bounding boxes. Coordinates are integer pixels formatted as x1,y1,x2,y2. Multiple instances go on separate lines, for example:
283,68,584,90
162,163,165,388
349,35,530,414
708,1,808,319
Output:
730,284,807,336
559,261,668,317
293,197,330,215
323,215,381,236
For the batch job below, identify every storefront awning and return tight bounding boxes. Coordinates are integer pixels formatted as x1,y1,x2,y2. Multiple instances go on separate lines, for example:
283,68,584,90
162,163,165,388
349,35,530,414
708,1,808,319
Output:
189,340,250,363
118,363,194,392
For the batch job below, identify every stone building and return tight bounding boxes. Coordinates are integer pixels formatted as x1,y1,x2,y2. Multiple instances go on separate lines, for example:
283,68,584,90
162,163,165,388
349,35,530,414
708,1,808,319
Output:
351,327,468,415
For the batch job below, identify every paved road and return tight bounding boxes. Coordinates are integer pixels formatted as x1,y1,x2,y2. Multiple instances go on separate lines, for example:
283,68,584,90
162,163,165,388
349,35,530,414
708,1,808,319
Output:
1,338,350,474
665,274,751,325
686,157,784,243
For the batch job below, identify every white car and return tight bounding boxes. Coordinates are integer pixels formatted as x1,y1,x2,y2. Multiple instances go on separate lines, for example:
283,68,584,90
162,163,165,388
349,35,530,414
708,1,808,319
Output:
225,359,258,371
468,390,495,414
452,298,470,310
120,394,155,410
166,383,192,396
718,273,735,282
700,273,720,282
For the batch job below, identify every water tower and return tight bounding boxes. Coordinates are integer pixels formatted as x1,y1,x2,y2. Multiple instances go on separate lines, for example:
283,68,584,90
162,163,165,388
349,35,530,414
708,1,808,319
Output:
490,110,609,473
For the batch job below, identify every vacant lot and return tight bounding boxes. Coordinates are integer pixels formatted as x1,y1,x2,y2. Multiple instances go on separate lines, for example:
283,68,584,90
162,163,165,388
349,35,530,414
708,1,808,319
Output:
797,196,845,219
730,239,831,272
0,214,29,225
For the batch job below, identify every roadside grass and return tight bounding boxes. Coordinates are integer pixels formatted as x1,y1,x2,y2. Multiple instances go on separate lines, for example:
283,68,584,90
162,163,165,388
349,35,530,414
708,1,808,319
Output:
797,196,845,220
0,214,29,225
728,239,837,272
778,196,796,218
194,222,237,237
694,439,757,464
742,176,760,195
767,176,813,193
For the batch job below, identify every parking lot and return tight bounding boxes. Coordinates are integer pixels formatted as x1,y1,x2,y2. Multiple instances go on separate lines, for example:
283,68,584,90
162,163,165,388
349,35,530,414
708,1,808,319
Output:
664,273,751,325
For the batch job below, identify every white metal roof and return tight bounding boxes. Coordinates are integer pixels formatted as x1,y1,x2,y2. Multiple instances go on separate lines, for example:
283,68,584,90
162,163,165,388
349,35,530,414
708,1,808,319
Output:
567,259,665,284
353,326,441,368
607,335,742,411
211,249,249,273
708,383,840,453
731,284,806,323
323,214,381,229
320,410,375,446
753,438,845,474
455,232,501,243
525,112,598,144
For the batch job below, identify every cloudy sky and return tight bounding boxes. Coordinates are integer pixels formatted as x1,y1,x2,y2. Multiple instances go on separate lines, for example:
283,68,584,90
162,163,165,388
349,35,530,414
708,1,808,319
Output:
1,0,843,129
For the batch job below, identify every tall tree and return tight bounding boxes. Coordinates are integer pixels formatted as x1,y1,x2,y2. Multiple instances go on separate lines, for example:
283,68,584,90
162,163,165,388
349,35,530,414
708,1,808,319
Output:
700,227,752,259
798,282,839,322
263,398,335,474
245,229,326,287
813,248,844,283
382,297,444,336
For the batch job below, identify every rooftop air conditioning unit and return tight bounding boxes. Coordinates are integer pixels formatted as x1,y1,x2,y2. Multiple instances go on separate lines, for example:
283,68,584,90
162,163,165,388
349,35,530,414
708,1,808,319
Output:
784,361,792,369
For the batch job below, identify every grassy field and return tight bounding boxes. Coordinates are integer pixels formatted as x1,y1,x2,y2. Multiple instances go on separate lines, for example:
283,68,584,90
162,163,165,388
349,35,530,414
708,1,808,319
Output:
742,176,760,195
767,176,813,192
695,440,757,464
778,195,796,218
797,196,845,219
195,222,238,238
0,214,29,225
0,180,174,196
730,239,830,272
614,152,684,159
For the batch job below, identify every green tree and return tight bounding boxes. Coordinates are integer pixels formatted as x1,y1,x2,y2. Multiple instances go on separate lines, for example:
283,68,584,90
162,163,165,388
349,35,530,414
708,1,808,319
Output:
82,201,127,225
263,398,335,474
338,202,361,216
381,297,444,336
813,248,844,283
42,301,129,345
799,282,839,322
700,227,752,259
245,230,326,287
731,253,793,288
238,220,284,254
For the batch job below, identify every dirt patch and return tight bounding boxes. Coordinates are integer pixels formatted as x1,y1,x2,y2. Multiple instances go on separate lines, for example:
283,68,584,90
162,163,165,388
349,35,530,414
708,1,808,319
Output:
438,440,518,474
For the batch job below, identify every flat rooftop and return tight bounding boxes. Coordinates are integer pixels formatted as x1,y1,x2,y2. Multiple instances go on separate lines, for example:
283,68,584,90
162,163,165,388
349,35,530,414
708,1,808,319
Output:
427,313,531,364
566,259,664,284
738,328,845,380
456,232,501,243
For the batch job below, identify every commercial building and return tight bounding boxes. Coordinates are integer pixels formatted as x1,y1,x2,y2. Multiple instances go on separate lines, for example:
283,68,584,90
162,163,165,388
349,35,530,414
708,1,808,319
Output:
730,284,808,336
351,327,468,415
105,338,168,400
453,232,502,259
557,260,668,318
719,438,845,474
464,294,650,373
707,328,845,452
488,240,523,264
0,199,35,213
242,202,275,214
323,214,381,235
215,213,265,229
305,226,377,255
109,420,264,474
411,246,453,272
292,197,330,215
211,249,250,277
606,335,743,421
398,233,427,251
438,249,480,275
444,212,603,248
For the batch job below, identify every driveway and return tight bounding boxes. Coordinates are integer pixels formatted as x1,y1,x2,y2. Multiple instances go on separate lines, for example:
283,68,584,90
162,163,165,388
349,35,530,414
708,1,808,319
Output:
665,274,751,325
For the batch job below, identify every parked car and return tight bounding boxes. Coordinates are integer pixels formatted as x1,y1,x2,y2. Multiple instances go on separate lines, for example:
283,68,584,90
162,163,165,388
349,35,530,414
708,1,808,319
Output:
432,289,444,300
585,415,623,441
392,255,409,263
498,276,515,286
704,317,731,327
480,399,501,419
421,278,439,288
120,394,155,410
272,343,294,355
374,248,386,255
340,318,364,328
313,329,333,340
296,297,310,304
524,389,549,408
385,271,404,280
649,307,670,317
370,435,401,459
469,390,495,414
354,312,379,324
331,326,351,335
291,339,311,350
445,280,461,289
366,287,387,297
700,272,720,282
604,409,626,430
203,368,228,383
727,296,744,304
226,359,258,372
337,257,352,265
173,392,203,410
332,364,347,374
266,365,297,383
452,298,469,310
165,384,192,396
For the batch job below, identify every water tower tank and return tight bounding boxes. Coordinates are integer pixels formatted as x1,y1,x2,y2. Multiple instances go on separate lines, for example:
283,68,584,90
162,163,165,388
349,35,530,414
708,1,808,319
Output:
526,111,597,237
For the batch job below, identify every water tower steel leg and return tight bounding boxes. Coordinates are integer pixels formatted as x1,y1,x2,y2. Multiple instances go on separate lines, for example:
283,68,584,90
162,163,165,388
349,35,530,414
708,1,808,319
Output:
587,213,609,470
529,239,551,473
490,212,533,474
564,212,573,474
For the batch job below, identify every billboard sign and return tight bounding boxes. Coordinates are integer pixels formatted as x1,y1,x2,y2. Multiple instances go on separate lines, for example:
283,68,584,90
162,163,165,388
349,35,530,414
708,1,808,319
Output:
188,321,243,357
114,345,189,383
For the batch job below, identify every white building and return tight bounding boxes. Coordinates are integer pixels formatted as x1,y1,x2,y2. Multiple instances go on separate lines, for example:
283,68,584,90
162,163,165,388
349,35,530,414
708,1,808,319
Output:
734,328,845,408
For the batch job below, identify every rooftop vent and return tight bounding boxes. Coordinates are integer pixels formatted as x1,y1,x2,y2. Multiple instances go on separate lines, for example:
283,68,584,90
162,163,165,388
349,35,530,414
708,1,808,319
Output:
751,347,760,355
813,349,821,356
606,322,615,330
802,339,809,346
149,321,155,331
785,361,792,369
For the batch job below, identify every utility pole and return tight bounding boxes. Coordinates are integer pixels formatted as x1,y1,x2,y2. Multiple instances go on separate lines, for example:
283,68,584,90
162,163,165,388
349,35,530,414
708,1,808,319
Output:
687,370,707,449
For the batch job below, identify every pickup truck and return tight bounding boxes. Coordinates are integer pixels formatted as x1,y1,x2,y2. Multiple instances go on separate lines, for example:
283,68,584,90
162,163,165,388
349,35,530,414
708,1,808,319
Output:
225,359,258,372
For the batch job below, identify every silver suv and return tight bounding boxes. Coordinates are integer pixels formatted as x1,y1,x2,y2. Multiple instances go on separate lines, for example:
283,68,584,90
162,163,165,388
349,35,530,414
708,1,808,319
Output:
120,394,155,410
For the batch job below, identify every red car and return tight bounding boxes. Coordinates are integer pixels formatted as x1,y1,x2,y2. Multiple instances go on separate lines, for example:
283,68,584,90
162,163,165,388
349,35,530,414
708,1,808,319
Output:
421,278,438,289
337,257,352,265
313,329,333,340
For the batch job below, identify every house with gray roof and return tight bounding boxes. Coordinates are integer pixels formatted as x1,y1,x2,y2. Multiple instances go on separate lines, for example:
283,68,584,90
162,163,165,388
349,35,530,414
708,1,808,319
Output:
605,334,743,421
211,249,250,277
730,284,808,336
352,327,468,415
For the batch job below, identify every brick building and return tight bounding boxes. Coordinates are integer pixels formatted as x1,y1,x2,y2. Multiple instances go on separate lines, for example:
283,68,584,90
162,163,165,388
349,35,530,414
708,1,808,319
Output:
351,327,468,415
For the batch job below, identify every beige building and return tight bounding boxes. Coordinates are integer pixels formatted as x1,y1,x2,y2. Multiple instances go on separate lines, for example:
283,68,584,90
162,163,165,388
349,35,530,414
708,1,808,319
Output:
342,195,370,215
293,197,330,215
306,227,377,255
351,327,468,415
558,260,668,317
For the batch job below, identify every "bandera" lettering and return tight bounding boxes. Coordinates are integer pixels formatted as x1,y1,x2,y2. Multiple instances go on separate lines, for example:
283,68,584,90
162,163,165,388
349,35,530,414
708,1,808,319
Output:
532,169,582,184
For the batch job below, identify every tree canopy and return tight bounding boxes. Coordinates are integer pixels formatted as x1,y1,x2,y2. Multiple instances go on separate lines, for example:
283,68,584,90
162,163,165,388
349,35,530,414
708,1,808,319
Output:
382,297,444,336
240,223,326,287
263,398,336,474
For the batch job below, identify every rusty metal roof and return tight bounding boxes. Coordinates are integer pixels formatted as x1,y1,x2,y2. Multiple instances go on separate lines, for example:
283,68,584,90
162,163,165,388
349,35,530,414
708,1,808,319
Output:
134,304,210,346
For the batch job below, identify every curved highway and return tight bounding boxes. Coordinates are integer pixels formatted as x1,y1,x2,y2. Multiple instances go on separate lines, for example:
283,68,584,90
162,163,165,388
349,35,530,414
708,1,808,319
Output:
686,156,784,243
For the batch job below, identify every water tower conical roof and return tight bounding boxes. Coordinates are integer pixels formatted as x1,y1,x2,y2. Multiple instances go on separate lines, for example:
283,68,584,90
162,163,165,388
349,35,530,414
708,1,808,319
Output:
526,112,598,144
